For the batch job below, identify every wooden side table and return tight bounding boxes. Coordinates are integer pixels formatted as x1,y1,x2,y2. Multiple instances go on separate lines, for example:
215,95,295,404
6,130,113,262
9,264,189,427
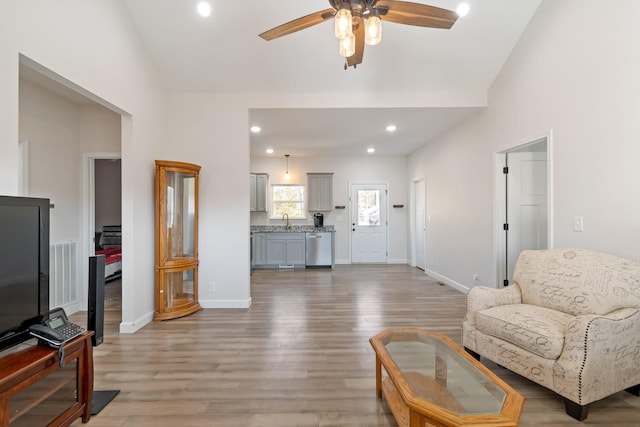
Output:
0,332,94,426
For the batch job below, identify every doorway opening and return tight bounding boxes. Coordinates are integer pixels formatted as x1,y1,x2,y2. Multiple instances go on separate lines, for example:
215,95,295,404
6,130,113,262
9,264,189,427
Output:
89,157,122,312
495,134,553,286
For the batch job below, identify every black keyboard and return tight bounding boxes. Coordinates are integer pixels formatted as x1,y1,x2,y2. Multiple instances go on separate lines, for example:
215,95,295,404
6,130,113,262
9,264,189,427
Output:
56,323,86,341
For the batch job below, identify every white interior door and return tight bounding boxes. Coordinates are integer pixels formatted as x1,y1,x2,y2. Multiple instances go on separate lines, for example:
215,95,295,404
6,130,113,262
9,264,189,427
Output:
414,179,426,270
351,184,387,263
506,151,548,282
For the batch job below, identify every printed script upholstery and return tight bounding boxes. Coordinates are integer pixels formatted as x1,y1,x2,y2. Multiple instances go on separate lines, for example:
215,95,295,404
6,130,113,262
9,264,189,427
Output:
462,249,640,409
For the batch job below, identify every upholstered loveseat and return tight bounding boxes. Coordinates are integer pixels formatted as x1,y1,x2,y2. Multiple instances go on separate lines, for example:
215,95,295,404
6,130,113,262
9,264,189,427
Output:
462,249,640,420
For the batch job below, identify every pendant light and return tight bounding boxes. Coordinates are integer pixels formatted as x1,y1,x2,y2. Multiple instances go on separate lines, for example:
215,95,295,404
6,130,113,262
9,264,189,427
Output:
284,154,290,180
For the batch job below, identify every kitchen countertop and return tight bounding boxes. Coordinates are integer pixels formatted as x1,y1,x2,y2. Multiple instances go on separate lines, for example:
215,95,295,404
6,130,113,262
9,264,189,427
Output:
251,225,335,233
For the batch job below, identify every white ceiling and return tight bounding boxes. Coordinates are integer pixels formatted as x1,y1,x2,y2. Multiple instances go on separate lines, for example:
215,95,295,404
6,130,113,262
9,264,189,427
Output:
23,1,542,158
248,107,482,157
123,0,541,94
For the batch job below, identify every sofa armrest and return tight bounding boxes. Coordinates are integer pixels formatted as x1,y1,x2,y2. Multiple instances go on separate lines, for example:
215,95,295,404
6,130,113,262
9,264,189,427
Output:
464,283,522,328
555,308,640,404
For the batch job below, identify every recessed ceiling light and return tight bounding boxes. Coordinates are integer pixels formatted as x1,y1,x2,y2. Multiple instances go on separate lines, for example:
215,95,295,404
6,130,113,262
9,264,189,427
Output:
197,1,211,17
386,124,397,132
456,3,470,17
266,148,274,154
367,148,375,154
250,126,261,133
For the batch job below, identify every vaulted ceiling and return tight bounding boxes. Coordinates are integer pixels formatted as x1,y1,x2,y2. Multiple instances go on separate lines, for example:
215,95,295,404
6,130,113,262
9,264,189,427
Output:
28,1,543,157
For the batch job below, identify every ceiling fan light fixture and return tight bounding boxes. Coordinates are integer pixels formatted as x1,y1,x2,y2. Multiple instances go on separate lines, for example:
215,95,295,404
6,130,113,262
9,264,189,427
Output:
339,32,356,58
258,0,459,69
335,4,353,40
365,15,382,46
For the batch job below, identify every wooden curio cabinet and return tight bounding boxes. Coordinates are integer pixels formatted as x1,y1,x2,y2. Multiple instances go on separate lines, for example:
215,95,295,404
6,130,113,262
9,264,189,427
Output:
154,160,202,321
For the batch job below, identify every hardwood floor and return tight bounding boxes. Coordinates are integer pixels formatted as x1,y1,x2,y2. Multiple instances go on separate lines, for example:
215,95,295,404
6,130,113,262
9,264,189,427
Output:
71,265,640,426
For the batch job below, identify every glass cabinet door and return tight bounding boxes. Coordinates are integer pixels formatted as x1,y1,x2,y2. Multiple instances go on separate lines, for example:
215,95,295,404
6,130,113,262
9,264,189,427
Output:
160,267,197,310
155,160,201,321
163,170,196,261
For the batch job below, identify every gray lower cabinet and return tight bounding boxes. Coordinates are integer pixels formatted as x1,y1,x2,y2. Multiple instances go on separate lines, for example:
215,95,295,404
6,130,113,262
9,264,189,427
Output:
256,232,305,268
252,232,267,266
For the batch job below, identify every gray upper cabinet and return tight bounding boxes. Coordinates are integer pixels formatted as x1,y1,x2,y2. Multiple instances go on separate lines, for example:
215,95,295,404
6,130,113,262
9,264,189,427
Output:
250,173,268,212
307,173,333,212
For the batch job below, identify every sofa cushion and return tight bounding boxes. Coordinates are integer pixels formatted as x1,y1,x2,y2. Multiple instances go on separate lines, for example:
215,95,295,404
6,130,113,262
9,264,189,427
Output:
513,249,640,316
476,304,573,360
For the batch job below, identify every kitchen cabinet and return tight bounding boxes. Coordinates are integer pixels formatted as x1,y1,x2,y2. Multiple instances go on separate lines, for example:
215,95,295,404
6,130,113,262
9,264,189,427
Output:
252,232,267,266
250,173,268,212
154,160,202,321
307,173,333,212
264,233,305,267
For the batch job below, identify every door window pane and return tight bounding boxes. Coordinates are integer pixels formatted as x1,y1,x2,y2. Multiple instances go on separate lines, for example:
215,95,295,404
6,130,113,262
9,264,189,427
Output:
357,190,380,226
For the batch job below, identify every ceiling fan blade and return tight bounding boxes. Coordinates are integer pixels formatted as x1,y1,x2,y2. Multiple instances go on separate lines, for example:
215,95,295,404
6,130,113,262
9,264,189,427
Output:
347,20,365,68
376,1,458,29
259,9,335,41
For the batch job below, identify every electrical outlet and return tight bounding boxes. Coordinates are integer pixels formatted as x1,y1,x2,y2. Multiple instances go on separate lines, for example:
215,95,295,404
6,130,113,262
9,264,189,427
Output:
208,281,215,292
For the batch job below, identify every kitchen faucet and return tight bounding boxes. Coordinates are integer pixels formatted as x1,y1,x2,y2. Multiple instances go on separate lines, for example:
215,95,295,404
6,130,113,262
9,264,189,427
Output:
283,213,291,230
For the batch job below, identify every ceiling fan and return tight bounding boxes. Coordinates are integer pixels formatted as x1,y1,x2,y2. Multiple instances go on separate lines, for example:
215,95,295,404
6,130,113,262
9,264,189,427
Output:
259,0,460,70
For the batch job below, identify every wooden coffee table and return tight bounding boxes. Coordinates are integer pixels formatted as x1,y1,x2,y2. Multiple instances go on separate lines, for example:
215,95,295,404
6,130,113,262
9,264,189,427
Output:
370,328,523,427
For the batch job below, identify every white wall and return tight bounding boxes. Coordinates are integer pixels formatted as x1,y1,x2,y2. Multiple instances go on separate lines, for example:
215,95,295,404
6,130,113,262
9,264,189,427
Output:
407,0,640,291
250,156,409,264
19,79,81,242
1,0,169,332
167,93,251,308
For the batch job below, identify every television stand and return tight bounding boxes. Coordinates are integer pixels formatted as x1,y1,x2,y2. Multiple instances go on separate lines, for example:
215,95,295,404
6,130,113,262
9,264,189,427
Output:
0,332,94,427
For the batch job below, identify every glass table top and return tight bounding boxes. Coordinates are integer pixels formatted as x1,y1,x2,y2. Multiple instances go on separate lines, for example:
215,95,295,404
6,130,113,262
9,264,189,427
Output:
378,329,507,416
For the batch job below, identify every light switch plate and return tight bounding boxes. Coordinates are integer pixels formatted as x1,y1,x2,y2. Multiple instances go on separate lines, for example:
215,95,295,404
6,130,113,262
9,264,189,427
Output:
573,216,584,232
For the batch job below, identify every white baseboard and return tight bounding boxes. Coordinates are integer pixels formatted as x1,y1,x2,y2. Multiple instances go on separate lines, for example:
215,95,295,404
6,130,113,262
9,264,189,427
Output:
200,298,252,309
119,310,154,334
425,269,471,294
335,259,408,265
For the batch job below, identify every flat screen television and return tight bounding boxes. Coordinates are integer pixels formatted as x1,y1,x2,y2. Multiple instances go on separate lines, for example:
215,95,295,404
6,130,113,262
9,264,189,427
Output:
0,195,50,352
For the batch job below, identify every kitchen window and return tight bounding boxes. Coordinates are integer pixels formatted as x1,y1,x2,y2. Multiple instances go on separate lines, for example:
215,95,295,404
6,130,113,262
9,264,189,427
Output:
271,184,305,219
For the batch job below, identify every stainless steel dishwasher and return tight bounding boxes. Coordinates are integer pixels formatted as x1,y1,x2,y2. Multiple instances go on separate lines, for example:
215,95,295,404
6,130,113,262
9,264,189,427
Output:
305,232,333,268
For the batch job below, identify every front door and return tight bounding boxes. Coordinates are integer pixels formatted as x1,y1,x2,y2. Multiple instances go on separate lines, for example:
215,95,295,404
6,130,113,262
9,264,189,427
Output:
350,184,388,263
